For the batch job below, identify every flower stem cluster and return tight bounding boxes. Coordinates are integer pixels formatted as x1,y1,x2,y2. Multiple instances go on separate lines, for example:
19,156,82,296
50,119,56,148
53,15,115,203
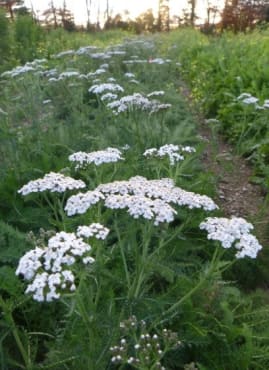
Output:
110,316,181,369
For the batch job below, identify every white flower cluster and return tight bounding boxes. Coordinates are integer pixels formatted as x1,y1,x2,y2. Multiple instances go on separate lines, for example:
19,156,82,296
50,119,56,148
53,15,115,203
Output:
107,50,126,56
68,147,124,169
54,50,75,58
199,217,262,258
143,144,196,166
149,57,171,64
89,83,124,94
87,68,107,77
101,93,118,102
16,224,109,302
1,59,47,78
90,52,111,59
147,91,165,97
237,93,259,105
149,103,172,114
123,59,147,65
58,71,80,79
18,172,86,196
124,72,135,78
76,45,98,55
64,190,105,216
106,93,170,115
65,176,218,224
77,223,110,240
104,194,176,225
236,93,269,110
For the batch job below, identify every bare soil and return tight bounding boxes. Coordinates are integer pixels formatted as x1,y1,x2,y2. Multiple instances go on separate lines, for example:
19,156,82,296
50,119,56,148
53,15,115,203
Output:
180,84,269,244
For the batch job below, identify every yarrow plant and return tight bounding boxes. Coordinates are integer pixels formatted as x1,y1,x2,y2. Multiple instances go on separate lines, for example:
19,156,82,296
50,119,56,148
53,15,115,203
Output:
143,144,196,166
88,82,124,94
199,216,262,259
18,172,86,195
65,176,218,225
16,223,109,302
106,93,171,115
68,147,124,170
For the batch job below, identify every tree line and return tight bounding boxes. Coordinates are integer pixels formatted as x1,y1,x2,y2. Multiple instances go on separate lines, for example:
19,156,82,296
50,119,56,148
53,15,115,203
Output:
1,0,269,33
0,0,269,69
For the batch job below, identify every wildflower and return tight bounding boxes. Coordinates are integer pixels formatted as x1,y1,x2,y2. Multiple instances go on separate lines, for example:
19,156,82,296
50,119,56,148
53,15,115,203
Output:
77,223,110,240
54,50,75,58
87,68,107,77
242,97,259,105
65,190,105,216
129,79,140,84
59,71,80,79
65,176,218,223
16,224,108,302
199,216,262,258
237,93,259,105
107,50,126,56
107,93,156,114
147,91,165,97
18,172,86,196
144,144,195,166
90,52,111,59
100,63,109,69
101,93,118,102
124,72,135,78
123,59,147,64
204,118,220,125
43,99,52,105
1,65,35,78
68,147,124,169
89,83,124,94
150,103,172,114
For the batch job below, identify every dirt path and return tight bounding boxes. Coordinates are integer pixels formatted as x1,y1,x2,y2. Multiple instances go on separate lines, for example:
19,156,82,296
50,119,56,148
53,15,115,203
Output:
180,84,269,245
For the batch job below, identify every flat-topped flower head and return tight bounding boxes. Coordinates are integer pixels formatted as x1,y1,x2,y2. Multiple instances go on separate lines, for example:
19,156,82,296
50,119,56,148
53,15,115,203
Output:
68,147,124,169
236,93,259,105
106,93,170,115
144,144,196,166
147,91,165,97
18,172,86,196
65,190,105,216
101,93,118,102
16,224,109,302
77,223,110,240
65,176,218,224
89,83,124,94
199,216,262,258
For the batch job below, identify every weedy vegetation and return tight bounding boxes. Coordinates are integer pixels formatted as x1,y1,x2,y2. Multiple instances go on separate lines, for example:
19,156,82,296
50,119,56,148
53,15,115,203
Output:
1,25,269,370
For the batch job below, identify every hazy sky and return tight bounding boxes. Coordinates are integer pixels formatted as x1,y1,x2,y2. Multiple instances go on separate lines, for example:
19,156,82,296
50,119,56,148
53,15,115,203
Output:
24,0,224,25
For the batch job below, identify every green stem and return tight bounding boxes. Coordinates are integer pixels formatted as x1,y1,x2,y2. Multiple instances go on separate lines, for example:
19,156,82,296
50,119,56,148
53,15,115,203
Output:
162,246,220,317
114,220,131,290
130,222,153,299
0,297,31,369
43,193,61,228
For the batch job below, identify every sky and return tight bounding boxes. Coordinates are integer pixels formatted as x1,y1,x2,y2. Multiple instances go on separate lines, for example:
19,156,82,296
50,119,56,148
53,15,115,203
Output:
24,0,224,26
